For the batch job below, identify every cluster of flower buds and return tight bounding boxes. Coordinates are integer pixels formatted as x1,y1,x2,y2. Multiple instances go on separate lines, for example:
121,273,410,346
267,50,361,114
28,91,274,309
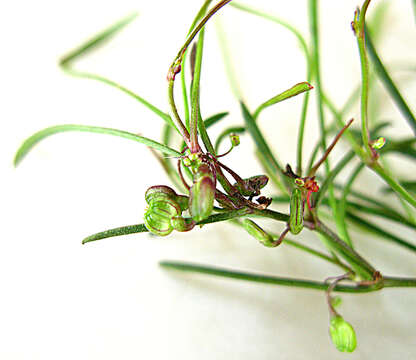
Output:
144,185,195,236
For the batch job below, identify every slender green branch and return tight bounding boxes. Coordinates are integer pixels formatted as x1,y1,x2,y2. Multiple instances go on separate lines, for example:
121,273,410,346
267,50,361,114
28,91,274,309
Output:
353,1,374,157
160,261,416,292
314,221,377,280
309,0,338,223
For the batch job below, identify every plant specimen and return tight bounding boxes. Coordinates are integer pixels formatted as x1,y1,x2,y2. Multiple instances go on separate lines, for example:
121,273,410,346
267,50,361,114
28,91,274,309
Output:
14,0,416,353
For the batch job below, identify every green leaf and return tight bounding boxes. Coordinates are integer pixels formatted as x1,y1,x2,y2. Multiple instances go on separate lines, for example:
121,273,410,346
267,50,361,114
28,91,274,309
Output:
159,261,383,293
253,82,313,119
365,27,416,135
14,124,182,166
82,208,251,244
240,101,283,174
204,112,229,128
347,212,416,254
83,224,148,244
60,12,138,66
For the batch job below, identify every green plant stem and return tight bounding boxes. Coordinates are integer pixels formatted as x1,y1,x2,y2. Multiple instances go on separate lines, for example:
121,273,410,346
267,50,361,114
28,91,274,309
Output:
168,80,191,147
309,0,338,223
215,126,246,153
256,151,288,195
314,221,376,280
190,29,205,153
365,27,416,135
337,164,365,247
347,212,416,253
229,2,313,177
240,102,286,189
160,261,416,292
283,239,352,272
354,1,373,157
316,151,355,206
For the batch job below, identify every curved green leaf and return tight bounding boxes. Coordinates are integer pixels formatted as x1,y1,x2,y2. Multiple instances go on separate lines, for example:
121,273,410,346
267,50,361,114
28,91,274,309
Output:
253,82,313,119
14,124,182,166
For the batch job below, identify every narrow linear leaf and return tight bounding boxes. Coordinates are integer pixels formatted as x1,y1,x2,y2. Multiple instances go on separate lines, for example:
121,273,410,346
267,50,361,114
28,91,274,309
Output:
14,124,182,166
240,101,283,174
60,12,138,66
365,27,416,135
347,212,416,254
159,261,382,293
204,111,229,128
83,224,148,244
253,82,313,119
82,208,251,244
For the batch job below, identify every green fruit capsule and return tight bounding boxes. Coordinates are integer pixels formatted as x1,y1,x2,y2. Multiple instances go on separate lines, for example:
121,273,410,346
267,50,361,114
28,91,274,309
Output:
144,198,181,236
171,216,195,232
289,187,304,234
145,185,189,211
189,164,215,222
242,219,275,247
329,316,357,353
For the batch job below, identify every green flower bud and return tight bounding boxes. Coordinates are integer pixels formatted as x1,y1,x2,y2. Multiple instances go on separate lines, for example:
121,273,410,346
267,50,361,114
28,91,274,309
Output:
372,136,386,149
294,178,304,187
189,164,215,222
329,316,357,353
242,219,275,247
229,133,240,147
235,175,269,197
289,187,304,234
144,198,181,236
145,185,189,211
171,216,195,232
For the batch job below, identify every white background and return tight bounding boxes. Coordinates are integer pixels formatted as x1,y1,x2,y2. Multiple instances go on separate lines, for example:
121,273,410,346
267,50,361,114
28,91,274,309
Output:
1,0,416,359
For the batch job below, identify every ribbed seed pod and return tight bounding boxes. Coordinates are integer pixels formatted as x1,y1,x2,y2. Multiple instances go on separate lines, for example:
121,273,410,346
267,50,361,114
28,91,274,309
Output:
289,187,304,234
145,185,189,211
189,163,215,222
144,198,181,236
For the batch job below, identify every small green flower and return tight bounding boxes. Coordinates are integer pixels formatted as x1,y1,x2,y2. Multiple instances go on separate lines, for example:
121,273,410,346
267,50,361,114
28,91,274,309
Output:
329,315,357,352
